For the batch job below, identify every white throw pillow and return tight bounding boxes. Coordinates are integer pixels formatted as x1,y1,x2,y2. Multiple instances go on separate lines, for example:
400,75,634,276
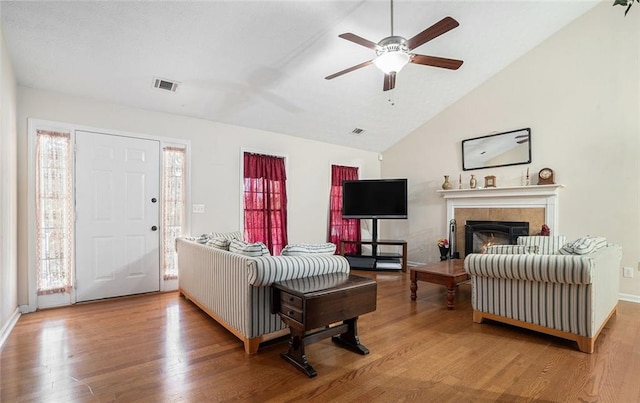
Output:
558,236,607,255
229,239,270,257
281,243,336,256
517,235,567,254
209,231,243,241
205,237,231,250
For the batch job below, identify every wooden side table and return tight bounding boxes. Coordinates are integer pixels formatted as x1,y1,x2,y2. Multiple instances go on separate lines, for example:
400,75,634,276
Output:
271,273,377,377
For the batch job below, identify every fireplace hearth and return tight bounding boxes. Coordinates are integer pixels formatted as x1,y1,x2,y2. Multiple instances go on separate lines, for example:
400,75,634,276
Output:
465,220,529,255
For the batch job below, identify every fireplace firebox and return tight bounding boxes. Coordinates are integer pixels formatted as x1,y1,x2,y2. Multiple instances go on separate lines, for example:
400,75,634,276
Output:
465,221,529,255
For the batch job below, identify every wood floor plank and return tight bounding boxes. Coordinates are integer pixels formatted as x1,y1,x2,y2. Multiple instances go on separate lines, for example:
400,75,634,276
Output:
2,270,640,402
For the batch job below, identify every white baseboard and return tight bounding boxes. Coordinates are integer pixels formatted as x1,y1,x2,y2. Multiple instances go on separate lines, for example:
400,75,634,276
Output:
619,293,640,304
19,304,34,314
0,307,21,349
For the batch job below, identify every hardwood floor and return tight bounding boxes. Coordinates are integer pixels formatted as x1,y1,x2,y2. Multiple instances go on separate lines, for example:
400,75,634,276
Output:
2,271,639,402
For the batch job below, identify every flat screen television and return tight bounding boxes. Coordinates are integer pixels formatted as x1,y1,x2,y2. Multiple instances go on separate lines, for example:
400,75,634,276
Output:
342,178,408,219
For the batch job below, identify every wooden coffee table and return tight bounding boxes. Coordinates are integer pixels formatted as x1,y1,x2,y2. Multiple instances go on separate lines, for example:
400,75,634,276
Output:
410,259,470,310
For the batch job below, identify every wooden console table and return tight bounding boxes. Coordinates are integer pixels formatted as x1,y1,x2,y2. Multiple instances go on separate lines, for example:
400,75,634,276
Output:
340,239,407,272
410,259,470,310
271,273,377,377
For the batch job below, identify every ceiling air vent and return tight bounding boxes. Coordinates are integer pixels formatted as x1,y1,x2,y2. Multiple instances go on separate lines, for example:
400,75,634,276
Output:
350,128,365,136
152,77,179,92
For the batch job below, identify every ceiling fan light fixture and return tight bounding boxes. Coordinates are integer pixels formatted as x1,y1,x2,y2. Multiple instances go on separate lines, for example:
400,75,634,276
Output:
373,51,409,74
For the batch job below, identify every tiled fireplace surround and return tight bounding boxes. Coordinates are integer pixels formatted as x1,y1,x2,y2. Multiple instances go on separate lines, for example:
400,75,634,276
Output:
438,185,564,258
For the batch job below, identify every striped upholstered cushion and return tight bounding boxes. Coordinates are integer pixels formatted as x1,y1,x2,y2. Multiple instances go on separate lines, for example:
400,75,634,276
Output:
281,243,336,256
248,255,350,286
206,237,231,250
558,237,608,255
193,231,243,244
517,236,567,255
465,254,593,285
591,237,608,250
485,245,539,255
210,231,243,241
229,240,270,257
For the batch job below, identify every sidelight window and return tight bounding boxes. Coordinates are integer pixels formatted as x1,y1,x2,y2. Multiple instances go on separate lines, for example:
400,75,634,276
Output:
161,146,186,280
35,130,73,295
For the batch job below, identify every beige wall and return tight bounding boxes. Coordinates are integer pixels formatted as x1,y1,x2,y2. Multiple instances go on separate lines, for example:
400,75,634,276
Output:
382,3,640,298
1,28,19,338
16,88,381,307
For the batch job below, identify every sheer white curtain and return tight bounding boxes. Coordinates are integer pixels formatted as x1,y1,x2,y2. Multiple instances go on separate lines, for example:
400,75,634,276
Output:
162,147,186,280
35,130,73,295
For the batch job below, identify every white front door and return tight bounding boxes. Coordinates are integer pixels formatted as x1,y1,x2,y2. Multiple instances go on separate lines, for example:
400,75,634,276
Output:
75,131,160,302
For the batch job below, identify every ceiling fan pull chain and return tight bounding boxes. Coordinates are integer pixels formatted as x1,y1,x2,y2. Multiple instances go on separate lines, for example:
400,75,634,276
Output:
387,76,396,106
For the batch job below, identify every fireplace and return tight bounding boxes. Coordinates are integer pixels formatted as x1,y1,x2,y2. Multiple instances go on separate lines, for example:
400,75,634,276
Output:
465,220,529,255
439,185,562,258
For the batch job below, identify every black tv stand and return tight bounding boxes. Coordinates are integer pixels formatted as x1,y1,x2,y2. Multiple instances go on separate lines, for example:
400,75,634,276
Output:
339,219,407,272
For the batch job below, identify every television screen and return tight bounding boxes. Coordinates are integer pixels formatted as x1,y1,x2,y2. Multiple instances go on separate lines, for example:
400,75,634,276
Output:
342,179,408,219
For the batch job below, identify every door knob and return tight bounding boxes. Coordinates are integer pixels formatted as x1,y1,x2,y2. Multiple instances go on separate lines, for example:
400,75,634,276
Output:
151,226,158,231
151,197,157,203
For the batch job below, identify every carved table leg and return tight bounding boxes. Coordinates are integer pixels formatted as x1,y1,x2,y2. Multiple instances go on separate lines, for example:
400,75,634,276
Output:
332,317,369,355
281,329,317,378
446,286,456,310
410,271,418,300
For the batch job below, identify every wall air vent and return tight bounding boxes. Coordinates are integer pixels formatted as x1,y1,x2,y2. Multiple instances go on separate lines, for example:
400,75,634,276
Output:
351,128,365,136
153,77,179,92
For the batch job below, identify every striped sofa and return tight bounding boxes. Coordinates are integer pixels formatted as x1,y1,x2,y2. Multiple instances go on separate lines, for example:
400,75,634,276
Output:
176,238,350,354
464,238,622,353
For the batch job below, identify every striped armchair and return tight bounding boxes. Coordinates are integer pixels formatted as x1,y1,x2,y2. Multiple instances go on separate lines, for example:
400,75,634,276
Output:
464,237,622,353
176,238,350,354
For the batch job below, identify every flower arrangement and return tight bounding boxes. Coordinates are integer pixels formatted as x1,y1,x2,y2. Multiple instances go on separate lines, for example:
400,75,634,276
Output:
437,238,449,248
538,224,550,236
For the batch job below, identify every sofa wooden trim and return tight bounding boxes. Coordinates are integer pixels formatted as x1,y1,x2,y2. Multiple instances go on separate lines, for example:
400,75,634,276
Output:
473,304,617,353
179,288,289,354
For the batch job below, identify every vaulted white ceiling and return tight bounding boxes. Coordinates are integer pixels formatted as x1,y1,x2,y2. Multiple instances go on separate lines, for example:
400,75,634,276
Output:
1,1,598,152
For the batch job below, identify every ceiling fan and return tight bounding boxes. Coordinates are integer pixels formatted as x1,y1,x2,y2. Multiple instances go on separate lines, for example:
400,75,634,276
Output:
325,0,463,91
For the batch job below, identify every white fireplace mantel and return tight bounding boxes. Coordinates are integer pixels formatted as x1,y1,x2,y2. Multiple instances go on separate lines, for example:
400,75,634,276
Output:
438,184,565,235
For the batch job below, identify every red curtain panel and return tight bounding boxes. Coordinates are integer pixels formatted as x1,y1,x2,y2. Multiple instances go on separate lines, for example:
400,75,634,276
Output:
328,165,360,255
243,152,288,255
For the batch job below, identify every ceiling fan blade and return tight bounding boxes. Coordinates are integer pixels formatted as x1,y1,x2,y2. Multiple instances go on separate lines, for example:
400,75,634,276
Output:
406,16,459,50
325,60,373,80
410,54,463,70
338,33,380,50
516,139,529,144
383,72,396,91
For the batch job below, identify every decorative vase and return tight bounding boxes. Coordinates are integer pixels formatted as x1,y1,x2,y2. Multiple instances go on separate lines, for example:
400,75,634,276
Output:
469,174,477,189
439,246,450,261
442,175,452,190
